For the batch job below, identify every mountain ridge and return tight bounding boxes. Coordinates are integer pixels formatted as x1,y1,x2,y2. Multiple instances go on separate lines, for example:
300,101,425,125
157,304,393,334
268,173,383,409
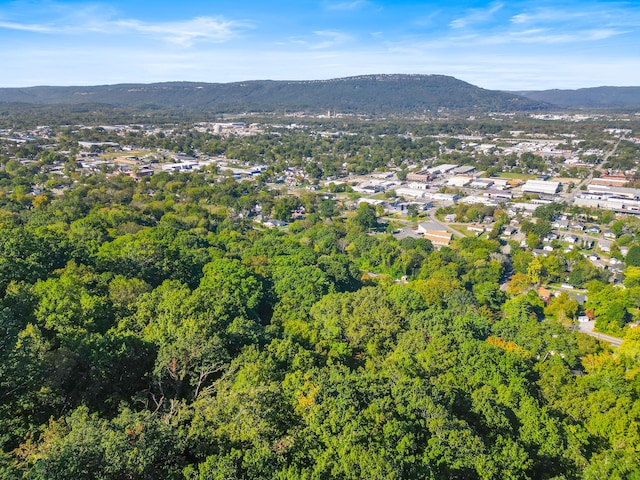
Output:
3,75,640,113
0,74,549,114
515,86,640,109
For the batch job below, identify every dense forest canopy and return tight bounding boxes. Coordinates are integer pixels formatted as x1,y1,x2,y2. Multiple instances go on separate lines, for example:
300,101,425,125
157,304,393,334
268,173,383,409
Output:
0,112,639,479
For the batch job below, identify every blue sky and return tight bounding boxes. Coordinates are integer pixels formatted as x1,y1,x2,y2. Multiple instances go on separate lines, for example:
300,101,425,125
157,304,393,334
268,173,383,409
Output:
1,0,639,89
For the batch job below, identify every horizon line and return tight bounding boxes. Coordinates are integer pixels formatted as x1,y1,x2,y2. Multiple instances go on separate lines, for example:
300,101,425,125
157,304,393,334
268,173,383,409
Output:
0,73,639,91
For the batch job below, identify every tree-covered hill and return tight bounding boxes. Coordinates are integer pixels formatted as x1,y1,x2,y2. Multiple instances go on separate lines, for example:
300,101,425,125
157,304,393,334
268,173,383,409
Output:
0,74,550,114
2,114,640,478
0,161,639,478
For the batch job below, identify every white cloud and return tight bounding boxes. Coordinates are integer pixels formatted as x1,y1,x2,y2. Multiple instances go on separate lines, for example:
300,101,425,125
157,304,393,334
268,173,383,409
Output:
0,5,250,46
309,30,353,49
112,17,249,46
510,4,640,27
277,30,352,50
450,2,504,29
390,25,627,51
0,0,638,90
510,9,583,25
476,27,627,45
0,20,54,33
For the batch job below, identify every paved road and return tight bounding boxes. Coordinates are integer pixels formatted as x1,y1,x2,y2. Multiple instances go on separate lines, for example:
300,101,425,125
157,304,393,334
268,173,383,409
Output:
428,209,465,238
574,321,623,347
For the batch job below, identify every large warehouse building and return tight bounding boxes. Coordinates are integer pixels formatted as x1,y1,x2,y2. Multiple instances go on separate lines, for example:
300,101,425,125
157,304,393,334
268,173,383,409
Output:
522,180,561,195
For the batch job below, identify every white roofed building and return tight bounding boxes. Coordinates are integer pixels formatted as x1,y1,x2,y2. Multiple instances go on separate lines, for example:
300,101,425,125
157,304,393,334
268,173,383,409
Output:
447,176,473,187
522,180,561,195
427,164,458,175
396,187,428,198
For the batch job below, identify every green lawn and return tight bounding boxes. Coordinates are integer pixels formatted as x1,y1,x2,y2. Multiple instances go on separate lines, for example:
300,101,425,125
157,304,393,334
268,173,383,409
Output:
498,172,536,180
450,223,478,237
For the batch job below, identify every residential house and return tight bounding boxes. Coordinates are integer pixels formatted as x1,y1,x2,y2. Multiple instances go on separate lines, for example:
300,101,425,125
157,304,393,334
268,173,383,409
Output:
467,225,486,235
552,220,569,229
538,287,552,303
581,240,594,249
569,293,587,305
263,219,286,228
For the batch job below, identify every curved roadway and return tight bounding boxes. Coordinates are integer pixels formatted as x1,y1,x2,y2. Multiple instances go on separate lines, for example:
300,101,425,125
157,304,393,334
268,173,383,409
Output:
574,321,623,347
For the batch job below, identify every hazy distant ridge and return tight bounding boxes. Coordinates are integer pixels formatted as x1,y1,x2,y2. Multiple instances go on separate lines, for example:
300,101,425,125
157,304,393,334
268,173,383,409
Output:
0,75,549,113
516,86,640,109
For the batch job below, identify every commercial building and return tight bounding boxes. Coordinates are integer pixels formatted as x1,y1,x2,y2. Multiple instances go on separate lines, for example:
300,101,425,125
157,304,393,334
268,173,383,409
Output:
574,194,640,213
586,184,640,199
470,179,494,189
591,175,629,187
406,169,432,182
486,178,510,189
423,229,454,247
396,187,428,198
429,193,459,202
427,164,458,175
458,195,499,206
522,180,561,195
452,165,476,175
447,176,473,187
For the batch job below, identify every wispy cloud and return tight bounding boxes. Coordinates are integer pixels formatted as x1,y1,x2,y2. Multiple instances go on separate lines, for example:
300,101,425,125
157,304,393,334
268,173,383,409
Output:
421,2,637,48
450,2,504,29
310,30,353,49
0,20,54,33
412,11,442,28
485,28,626,44
0,0,638,90
325,0,370,11
510,4,640,28
280,30,353,50
393,25,627,51
0,4,250,46
510,10,581,25
113,17,250,46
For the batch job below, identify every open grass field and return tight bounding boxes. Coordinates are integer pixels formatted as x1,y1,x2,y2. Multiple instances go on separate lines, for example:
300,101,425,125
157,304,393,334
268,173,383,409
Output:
551,177,581,184
449,223,478,237
498,172,536,180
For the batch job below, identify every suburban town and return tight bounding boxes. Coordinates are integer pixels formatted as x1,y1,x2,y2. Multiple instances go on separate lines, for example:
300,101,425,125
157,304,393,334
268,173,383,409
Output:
3,115,639,288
